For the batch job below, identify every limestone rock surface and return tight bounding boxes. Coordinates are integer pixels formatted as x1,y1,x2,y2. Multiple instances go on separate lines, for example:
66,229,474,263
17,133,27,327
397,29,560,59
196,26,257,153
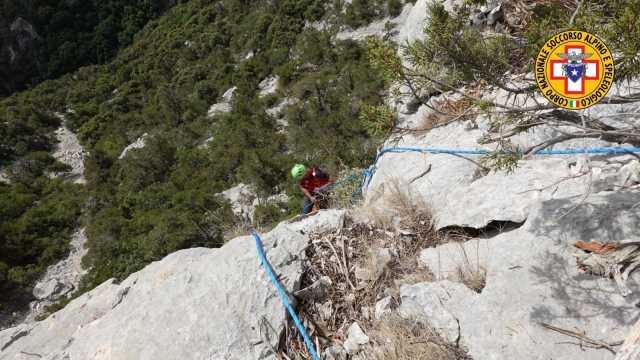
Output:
26,229,88,322
118,133,148,160
411,192,640,360
208,87,236,117
0,211,343,360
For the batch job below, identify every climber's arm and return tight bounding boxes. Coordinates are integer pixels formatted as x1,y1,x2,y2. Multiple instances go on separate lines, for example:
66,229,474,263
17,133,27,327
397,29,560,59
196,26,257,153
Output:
299,183,315,202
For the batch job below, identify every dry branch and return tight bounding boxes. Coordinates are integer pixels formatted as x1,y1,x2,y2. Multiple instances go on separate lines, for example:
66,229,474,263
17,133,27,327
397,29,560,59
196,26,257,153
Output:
541,322,622,354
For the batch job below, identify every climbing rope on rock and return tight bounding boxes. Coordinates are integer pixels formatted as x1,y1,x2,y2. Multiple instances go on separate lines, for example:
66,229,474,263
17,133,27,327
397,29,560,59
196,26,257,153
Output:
353,146,640,191
252,230,321,360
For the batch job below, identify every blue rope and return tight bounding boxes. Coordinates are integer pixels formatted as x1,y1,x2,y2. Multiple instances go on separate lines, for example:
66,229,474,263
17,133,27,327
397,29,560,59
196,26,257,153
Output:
535,147,640,155
258,144,640,356
335,146,640,192
252,230,321,360
374,146,640,158
330,173,362,188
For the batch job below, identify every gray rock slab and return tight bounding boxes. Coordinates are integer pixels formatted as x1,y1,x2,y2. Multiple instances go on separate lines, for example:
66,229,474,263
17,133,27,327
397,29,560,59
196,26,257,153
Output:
258,76,279,97
282,209,345,235
208,87,236,117
399,280,474,344
413,191,640,360
219,183,258,222
337,3,413,42
365,101,639,229
51,120,86,184
118,133,148,160
0,211,343,360
396,0,462,45
343,322,369,355
374,296,394,320
323,344,347,360
26,229,88,322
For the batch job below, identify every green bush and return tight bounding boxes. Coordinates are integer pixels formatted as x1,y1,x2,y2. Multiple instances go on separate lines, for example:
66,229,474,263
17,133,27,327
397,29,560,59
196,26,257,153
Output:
1,0,173,96
359,104,396,138
0,179,84,307
388,0,403,17
254,202,289,230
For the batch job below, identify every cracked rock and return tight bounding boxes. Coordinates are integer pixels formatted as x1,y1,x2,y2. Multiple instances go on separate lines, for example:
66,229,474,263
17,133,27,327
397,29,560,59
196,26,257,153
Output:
0,212,345,359
399,281,474,344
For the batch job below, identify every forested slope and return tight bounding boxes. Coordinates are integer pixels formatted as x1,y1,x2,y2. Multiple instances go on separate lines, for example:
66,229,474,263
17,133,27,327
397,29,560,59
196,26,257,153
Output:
0,0,177,96
0,0,404,325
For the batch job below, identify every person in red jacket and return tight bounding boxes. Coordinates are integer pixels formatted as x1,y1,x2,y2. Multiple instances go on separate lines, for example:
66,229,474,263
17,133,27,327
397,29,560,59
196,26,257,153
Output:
291,164,332,214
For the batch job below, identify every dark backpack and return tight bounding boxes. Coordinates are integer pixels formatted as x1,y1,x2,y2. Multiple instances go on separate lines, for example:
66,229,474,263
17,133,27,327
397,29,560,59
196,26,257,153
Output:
312,166,329,180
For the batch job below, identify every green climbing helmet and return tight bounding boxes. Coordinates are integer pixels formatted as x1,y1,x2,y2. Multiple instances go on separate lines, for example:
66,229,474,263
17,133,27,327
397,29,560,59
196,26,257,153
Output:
291,164,306,180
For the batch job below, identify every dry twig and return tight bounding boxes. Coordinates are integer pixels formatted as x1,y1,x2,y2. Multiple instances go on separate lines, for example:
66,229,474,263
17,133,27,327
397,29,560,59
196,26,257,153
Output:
541,322,622,354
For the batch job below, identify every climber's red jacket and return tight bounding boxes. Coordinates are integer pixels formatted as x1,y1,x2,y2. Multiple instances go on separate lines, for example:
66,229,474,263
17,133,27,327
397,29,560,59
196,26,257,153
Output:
299,166,330,194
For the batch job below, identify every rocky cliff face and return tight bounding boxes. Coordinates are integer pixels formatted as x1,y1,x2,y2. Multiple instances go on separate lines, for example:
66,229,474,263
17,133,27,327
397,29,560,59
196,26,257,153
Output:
2,0,639,359
0,210,345,359
363,74,640,359
0,17,41,96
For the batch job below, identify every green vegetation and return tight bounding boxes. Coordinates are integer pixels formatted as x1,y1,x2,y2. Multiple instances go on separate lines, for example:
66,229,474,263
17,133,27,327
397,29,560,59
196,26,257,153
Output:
0,0,391,317
368,0,640,171
359,103,396,137
343,0,408,28
0,179,84,319
253,202,288,230
1,0,175,95
3,0,635,326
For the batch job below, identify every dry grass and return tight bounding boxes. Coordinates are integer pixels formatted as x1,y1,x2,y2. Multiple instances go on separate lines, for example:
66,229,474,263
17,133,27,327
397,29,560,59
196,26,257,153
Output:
421,97,473,131
222,222,252,242
435,232,488,293
503,0,578,34
454,241,488,293
457,265,487,293
358,179,441,287
370,316,472,360
278,182,469,359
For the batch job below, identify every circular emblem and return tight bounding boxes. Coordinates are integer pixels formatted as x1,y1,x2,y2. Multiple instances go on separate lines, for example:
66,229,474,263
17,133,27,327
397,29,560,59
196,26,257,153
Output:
535,30,614,110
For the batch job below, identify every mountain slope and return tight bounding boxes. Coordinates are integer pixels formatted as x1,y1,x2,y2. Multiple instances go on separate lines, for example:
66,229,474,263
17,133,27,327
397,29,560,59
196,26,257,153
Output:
0,0,397,326
0,0,176,97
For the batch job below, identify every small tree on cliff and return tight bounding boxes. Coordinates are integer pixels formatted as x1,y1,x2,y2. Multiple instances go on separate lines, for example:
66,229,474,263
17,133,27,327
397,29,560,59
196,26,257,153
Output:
365,0,640,171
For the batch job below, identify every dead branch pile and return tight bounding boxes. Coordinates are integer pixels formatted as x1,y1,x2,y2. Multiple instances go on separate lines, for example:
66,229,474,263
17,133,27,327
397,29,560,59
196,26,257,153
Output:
574,240,640,296
421,97,474,131
278,210,470,359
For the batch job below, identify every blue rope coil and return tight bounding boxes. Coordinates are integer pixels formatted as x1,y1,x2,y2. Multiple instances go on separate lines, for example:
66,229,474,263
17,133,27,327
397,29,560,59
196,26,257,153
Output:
252,230,321,360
